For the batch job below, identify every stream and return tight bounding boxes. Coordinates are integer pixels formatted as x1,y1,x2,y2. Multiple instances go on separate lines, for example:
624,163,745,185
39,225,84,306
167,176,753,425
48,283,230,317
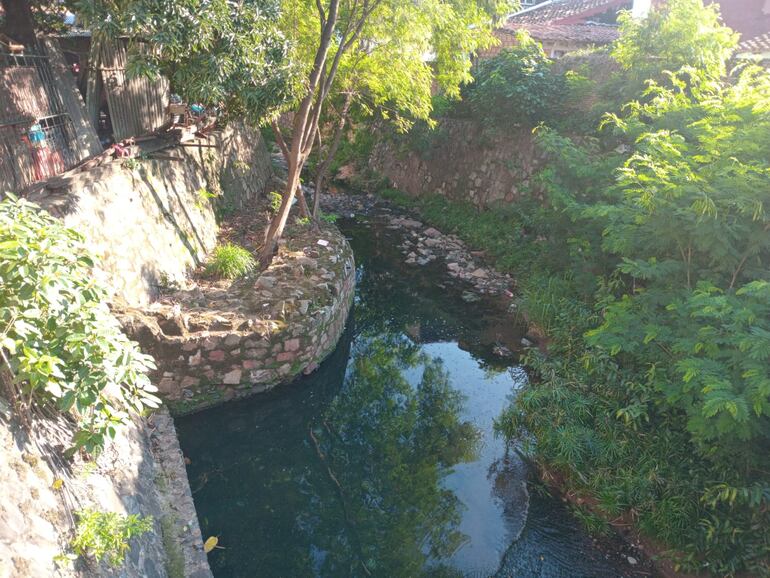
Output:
176,210,644,577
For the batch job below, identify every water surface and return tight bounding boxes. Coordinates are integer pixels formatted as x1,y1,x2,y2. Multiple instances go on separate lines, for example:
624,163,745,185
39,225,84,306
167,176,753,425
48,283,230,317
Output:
177,215,638,577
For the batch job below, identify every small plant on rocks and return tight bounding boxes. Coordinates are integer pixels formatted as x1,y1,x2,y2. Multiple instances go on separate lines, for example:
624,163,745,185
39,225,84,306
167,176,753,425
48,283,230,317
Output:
69,509,153,568
267,191,283,214
206,243,256,279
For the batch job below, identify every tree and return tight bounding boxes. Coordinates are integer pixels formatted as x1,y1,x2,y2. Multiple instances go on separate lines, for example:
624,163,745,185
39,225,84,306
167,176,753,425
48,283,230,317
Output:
462,31,566,132
262,0,514,264
307,0,514,219
76,0,298,126
612,0,738,91
77,0,510,265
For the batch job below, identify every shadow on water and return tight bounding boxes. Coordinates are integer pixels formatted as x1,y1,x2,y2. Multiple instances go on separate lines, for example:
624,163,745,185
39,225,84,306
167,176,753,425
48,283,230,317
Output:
176,215,640,578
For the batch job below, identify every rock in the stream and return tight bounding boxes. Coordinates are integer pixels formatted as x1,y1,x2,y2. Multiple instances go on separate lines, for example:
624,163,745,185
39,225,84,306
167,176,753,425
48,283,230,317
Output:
493,344,513,357
461,291,481,303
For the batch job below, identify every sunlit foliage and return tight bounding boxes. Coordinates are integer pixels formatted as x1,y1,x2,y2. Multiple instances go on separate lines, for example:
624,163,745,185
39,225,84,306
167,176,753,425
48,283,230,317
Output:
0,197,160,453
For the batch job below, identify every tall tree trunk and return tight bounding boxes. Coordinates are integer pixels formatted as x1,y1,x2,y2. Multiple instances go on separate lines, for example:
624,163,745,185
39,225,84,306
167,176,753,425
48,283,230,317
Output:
259,0,341,268
259,0,376,267
312,92,353,220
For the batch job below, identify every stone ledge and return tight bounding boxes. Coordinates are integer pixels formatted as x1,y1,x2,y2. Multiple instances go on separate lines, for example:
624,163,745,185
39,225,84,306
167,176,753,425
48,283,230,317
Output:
149,410,212,578
116,223,355,415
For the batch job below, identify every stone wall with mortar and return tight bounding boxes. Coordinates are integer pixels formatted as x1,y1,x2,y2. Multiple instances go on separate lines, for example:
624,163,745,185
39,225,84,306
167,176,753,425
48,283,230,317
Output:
27,123,272,306
369,119,548,208
0,400,210,578
117,223,356,415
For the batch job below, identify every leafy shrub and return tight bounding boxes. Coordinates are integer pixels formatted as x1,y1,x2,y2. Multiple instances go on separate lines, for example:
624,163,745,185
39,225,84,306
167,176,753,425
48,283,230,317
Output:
71,509,153,567
267,191,283,214
206,243,256,279
463,31,566,131
505,63,770,576
588,65,770,457
319,212,339,224
0,196,160,454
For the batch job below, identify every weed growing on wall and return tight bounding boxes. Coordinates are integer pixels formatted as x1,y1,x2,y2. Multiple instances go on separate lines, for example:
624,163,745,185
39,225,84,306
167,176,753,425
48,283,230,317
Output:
69,509,153,567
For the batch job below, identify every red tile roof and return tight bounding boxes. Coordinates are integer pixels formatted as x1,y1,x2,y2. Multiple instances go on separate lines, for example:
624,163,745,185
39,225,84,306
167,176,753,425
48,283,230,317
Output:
500,22,620,43
508,0,630,25
739,31,770,54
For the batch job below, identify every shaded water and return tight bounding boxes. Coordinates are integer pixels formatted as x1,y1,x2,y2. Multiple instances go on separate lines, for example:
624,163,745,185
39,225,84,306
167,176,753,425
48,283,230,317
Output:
177,215,638,577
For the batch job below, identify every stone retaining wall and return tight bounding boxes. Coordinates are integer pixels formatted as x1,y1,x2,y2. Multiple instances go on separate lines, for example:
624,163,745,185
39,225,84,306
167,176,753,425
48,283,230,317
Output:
28,123,272,306
0,399,209,578
117,223,356,415
369,119,547,208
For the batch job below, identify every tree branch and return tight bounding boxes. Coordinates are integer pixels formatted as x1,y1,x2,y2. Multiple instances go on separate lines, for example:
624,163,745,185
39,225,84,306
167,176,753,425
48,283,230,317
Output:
271,119,290,163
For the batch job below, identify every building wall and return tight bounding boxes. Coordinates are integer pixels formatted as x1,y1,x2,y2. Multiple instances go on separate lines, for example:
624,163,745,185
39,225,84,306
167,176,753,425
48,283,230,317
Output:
710,0,770,42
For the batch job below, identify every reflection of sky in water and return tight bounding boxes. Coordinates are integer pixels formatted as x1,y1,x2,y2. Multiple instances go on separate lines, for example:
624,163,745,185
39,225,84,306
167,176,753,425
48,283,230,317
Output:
421,343,528,577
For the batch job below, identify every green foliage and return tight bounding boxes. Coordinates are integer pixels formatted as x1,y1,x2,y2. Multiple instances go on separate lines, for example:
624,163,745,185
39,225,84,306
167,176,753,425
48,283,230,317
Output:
381,3,770,573
612,0,738,93
319,212,339,224
267,191,283,214
329,125,378,173
585,65,770,456
503,64,770,578
0,196,160,454
463,32,566,130
71,509,153,567
206,243,256,279
76,0,296,122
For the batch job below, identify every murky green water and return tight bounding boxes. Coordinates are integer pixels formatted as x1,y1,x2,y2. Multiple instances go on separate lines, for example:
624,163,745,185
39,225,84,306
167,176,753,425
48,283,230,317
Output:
177,214,639,577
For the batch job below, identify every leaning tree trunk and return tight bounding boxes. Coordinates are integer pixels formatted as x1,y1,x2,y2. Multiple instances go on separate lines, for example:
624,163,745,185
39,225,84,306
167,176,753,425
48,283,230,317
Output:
312,92,353,220
260,154,304,266
259,0,373,267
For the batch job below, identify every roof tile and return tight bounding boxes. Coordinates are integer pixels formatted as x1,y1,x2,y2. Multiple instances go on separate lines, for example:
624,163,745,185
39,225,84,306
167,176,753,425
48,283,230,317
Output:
501,22,619,43
509,0,628,24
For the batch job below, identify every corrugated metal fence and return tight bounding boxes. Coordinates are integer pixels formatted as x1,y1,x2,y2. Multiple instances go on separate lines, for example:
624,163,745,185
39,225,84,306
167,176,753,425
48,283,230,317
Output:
98,40,169,141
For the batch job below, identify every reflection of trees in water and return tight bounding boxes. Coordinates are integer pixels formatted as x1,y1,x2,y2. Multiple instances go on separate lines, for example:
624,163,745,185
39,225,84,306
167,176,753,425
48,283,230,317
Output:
488,451,530,545
309,334,480,577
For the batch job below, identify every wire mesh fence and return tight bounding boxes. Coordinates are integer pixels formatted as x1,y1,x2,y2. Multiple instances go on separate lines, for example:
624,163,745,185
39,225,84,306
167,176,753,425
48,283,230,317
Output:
0,46,80,193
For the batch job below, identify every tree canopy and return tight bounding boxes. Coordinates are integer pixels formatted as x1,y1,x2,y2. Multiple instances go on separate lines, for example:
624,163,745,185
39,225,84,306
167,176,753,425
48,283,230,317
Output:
76,0,299,121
